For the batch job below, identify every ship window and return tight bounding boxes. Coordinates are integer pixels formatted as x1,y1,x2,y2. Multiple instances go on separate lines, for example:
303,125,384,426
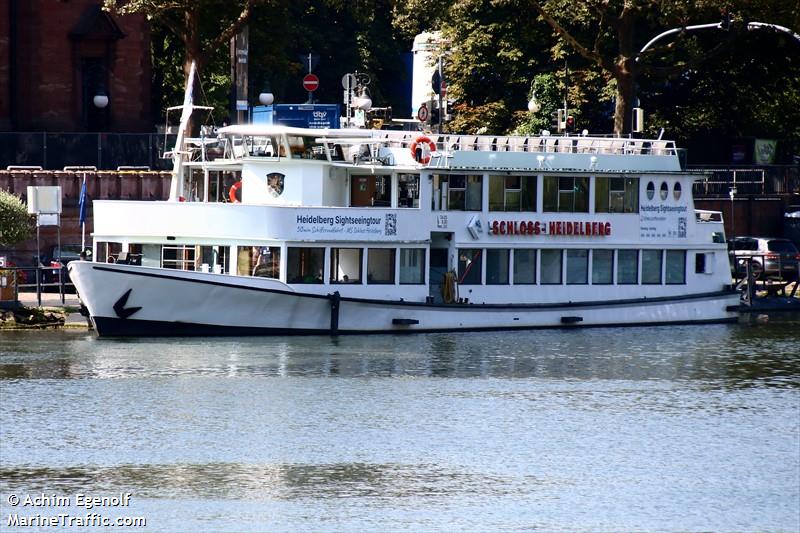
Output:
513,249,536,284
458,248,482,285
486,249,510,285
330,248,363,284
617,249,638,284
237,246,279,278
398,174,420,208
695,252,713,274
244,135,281,157
592,249,613,284
96,242,122,264
489,175,537,211
595,177,639,213
642,249,663,284
161,245,196,271
566,249,589,284
447,174,482,211
540,249,562,284
543,176,588,212
287,247,324,283
367,248,395,284
287,135,326,159
646,181,655,200
659,182,669,201
665,250,686,284
673,182,682,200
400,248,425,284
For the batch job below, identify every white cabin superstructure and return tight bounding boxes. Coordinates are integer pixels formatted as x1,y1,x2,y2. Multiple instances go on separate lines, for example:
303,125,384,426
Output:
70,124,738,336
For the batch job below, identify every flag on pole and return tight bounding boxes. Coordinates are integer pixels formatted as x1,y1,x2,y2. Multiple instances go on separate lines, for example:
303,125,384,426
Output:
78,176,88,225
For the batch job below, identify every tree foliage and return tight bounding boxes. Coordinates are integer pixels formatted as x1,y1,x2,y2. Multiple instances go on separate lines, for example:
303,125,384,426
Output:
0,191,34,247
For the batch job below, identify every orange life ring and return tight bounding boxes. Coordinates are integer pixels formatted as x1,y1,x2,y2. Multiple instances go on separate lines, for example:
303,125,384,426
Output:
229,181,242,203
410,136,436,164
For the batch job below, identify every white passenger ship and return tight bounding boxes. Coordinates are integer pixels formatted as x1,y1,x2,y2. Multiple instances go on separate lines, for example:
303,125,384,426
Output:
69,85,739,336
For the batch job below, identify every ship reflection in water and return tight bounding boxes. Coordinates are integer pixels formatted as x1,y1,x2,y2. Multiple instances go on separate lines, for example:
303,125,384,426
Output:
1,318,798,532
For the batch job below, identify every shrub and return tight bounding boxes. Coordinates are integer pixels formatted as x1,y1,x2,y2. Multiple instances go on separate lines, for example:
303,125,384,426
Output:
0,190,34,247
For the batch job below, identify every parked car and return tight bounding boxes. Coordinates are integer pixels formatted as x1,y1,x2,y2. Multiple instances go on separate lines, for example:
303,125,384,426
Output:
43,245,91,285
728,237,800,280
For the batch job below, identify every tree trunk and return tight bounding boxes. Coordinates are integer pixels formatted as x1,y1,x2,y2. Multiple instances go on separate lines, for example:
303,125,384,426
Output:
182,7,203,136
613,68,635,136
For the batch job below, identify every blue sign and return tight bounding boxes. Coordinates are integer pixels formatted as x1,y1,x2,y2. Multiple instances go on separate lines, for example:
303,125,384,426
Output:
273,104,340,129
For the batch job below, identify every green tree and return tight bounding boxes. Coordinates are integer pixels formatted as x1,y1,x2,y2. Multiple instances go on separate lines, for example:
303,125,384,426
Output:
529,0,752,135
0,191,34,247
104,0,265,112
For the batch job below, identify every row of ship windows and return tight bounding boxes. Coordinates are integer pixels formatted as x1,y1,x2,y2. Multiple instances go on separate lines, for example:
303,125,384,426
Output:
455,248,689,285
433,175,682,214
98,243,699,287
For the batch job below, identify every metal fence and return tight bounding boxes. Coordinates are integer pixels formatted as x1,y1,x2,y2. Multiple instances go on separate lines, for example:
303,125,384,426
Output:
691,166,800,197
0,132,177,170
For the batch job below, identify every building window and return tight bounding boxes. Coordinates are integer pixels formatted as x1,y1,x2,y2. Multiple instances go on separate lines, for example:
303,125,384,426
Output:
595,177,639,213
665,250,686,284
617,249,638,284
330,248,363,283
489,175,536,211
398,174,420,208
566,249,588,284
513,249,536,284
162,245,196,270
543,176,589,212
287,247,324,283
458,248,482,284
540,249,562,284
400,248,425,284
592,249,613,284
486,249,510,285
367,248,395,284
237,246,279,277
642,249,663,284
448,174,482,211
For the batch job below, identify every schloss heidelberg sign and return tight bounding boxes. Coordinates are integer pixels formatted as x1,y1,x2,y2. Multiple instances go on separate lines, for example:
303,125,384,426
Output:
489,220,612,236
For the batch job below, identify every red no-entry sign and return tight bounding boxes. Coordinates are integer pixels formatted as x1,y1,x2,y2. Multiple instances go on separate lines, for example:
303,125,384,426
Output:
302,73,320,92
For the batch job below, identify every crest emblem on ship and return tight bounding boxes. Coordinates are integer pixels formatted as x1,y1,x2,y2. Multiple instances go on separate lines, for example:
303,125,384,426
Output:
267,173,285,197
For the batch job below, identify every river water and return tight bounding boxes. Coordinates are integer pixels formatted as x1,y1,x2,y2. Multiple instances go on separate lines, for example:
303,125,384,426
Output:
1,317,799,532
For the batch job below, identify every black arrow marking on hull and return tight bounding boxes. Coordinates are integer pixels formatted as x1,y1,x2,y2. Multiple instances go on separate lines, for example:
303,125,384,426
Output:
113,289,142,319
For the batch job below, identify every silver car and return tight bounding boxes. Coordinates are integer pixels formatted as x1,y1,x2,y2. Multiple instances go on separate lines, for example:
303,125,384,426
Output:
728,237,800,280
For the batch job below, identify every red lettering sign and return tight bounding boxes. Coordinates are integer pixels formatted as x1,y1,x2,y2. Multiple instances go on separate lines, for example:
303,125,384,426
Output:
491,220,611,237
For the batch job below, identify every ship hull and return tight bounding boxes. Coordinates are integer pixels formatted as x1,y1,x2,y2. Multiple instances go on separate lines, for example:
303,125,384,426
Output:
70,262,739,337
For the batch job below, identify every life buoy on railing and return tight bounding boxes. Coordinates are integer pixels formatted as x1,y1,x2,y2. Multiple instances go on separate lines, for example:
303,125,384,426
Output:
229,181,242,203
410,136,436,164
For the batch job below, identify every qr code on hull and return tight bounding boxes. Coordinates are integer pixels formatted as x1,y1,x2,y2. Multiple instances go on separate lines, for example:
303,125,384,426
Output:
678,217,687,238
385,213,397,235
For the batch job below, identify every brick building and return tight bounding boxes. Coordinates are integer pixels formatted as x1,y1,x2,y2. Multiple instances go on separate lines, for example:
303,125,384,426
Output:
0,0,152,133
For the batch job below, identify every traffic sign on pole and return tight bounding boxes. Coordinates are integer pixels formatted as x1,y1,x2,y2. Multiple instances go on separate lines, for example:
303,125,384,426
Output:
302,73,320,92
